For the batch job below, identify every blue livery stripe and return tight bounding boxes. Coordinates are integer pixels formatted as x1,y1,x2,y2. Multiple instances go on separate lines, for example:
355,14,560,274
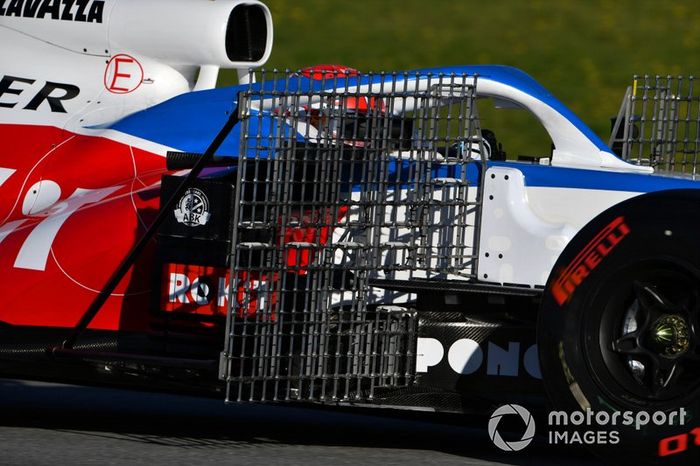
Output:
107,65,609,156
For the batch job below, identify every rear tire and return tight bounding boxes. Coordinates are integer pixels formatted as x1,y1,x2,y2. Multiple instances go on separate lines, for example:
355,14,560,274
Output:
538,190,700,465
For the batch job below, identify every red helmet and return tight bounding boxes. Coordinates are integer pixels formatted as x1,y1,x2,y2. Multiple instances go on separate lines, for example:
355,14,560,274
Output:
292,66,390,147
298,64,359,80
341,95,385,113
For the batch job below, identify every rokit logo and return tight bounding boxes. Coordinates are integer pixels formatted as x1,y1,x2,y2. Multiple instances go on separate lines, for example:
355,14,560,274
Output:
174,188,211,227
416,337,541,379
161,263,276,318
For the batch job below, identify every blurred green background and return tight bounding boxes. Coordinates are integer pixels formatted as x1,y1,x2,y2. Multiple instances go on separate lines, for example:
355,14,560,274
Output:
219,0,700,157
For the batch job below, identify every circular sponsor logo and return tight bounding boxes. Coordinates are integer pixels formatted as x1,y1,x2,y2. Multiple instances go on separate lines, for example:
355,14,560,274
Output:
488,404,536,452
174,188,211,227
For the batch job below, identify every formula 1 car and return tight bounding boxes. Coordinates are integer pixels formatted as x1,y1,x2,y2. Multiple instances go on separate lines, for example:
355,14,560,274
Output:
1,1,698,465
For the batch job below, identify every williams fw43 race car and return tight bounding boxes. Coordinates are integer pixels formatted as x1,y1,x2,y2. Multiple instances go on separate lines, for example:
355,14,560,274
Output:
1,1,699,465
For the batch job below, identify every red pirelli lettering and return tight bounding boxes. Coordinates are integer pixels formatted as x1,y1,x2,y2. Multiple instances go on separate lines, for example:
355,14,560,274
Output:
552,216,630,306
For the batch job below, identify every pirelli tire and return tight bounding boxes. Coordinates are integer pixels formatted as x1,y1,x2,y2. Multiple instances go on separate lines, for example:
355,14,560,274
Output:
538,189,700,466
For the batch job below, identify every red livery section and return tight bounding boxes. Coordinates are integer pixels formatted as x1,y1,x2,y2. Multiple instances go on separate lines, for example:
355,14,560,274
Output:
0,123,167,330
0,123,348,330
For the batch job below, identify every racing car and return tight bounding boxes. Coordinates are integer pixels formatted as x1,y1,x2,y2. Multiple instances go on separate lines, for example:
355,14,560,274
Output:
1,1,698,465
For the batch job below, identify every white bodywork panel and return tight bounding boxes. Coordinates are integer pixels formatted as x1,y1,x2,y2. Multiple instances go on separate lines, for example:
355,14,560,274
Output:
0,0,272,67
0,26,192,131
479,166,640,286
0,0,273,132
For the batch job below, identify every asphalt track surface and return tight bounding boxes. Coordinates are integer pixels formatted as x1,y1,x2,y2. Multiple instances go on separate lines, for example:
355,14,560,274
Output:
0,377,604,466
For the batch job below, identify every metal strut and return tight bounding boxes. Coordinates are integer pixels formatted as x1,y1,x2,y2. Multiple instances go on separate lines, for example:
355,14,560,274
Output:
57,106,241,351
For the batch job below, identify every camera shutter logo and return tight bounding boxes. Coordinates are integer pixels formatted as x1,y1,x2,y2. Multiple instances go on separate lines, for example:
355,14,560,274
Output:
174,188,211,227
488,404,536,452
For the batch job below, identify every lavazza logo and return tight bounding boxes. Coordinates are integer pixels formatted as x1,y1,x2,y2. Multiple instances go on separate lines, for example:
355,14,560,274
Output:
174,188,211,227
488,404,687,452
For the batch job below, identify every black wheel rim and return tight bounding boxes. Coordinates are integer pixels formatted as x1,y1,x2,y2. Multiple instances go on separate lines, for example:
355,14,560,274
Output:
584,258,700,406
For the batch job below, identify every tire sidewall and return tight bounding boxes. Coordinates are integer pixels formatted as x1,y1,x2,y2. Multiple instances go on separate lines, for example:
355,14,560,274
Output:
539,190,700,465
